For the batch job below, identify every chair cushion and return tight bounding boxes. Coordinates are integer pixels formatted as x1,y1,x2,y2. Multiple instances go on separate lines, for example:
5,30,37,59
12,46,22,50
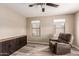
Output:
58,33,71,43
58,33,65,42
64,34,71,43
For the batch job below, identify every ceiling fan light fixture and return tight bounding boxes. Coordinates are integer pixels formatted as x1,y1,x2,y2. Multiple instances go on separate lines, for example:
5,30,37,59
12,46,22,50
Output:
29,3,59,12
29,5,33,7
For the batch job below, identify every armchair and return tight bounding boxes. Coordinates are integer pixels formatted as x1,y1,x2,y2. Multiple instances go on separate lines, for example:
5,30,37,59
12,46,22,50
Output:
49,33,72,55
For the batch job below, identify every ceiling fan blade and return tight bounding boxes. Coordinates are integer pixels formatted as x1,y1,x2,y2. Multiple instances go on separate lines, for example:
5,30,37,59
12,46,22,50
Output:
46,3,59,7
29,5,33,7
29,4,36,7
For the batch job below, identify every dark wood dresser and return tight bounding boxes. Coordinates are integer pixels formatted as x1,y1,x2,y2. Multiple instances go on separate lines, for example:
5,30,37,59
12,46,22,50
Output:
0,35,27,56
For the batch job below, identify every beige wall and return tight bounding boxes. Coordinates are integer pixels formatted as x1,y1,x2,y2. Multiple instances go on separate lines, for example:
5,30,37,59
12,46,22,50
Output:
27,14,75,43
73,12,79,47
0,5,27,40
0,5,77,46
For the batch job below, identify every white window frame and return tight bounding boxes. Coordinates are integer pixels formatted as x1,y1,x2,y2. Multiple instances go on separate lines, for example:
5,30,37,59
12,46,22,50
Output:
53,19,65,37
31,20,40,37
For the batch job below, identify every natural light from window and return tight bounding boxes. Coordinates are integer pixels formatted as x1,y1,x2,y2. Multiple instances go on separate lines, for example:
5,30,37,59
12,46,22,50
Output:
31,20,40,37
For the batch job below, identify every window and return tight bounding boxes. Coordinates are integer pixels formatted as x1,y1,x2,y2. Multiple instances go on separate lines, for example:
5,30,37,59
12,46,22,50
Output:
53,19,65,37
31,20,40,36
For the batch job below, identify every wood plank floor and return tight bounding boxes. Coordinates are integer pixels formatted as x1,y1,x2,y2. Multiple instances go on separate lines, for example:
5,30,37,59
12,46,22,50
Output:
10,43,79,56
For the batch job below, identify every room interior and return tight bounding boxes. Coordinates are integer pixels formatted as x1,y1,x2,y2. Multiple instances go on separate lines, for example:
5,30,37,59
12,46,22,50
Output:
0,3,79,56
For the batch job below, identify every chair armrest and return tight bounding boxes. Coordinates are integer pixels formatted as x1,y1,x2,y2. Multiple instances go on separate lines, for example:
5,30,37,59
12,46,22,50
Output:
56,42,70,45
49,39,58,41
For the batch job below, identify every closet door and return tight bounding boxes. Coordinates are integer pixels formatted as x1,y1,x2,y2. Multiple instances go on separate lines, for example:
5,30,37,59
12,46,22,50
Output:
0,42,2,56
19,36,27,47
2,41,10,56
9,39,17,54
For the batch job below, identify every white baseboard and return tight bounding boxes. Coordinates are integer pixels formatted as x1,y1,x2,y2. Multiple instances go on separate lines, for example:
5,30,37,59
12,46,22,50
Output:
72,44,79,50
27,41,49,45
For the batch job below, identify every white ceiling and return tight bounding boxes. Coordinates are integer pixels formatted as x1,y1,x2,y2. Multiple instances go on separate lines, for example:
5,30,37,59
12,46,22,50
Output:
1,3,79,17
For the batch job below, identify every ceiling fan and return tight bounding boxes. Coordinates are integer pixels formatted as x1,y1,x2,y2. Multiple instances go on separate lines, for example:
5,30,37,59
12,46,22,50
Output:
29,3,59,12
